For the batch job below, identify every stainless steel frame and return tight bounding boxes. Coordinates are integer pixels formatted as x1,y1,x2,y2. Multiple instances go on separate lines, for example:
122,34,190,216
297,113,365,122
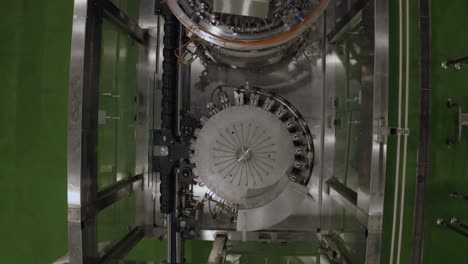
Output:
166,0,330,51
362,1,389,262
321,0,389,263
67,0,154,263
65,0,389,262
135,0,160,234
67,1,103,261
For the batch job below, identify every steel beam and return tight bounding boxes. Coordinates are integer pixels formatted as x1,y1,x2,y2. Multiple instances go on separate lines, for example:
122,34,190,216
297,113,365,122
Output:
101,0,149,46
325,177,369,227
327,0,368,44
67,0,149,262
326,177,358,205
321,234,353,264
362,0,389,262
99,227,145,263
96,175,143,211
67,0,103,262
135,0,161,233
208,234,228,264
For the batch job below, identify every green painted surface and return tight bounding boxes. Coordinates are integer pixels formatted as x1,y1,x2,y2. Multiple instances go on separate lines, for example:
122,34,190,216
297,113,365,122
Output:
381,0,468,263
126,239,168,262
0,0,73,263
422,0,468,263
0,0,140,262
96,0,140,248
125,239,213,264
380,0,421,263
380,0,404,262
185,240,213,264
98,0,139,190
96,0,140,245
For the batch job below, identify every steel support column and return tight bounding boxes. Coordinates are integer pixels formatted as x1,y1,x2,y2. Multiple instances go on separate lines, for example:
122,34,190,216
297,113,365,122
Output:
67,0,103,262
67,0,152,262
362,0,389,262
101,0,149,45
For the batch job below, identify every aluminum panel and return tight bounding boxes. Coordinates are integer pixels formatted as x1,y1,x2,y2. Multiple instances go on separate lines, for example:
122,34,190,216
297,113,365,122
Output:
213,0,270,19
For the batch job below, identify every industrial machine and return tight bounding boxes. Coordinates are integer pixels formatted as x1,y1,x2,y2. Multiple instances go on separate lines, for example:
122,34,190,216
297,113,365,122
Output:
62,0,389,263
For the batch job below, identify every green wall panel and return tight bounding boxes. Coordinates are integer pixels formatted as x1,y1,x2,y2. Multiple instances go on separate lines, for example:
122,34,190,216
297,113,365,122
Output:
423,0,468,263
0,0,73,263
0,0,140,262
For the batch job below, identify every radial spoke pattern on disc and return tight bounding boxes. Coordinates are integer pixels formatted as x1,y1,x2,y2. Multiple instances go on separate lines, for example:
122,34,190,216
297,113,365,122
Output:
213,123,276,187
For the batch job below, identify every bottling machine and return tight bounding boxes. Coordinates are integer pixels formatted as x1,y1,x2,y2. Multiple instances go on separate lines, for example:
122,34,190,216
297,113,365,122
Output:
62,0,389,263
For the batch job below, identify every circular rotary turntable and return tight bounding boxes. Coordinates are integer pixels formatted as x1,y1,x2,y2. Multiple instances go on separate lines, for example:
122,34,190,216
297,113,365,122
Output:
167,0,329,67
167,0,329,50
191,85,314,211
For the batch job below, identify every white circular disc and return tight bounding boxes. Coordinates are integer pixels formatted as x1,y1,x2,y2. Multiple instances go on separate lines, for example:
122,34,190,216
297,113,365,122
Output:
193,105,295,209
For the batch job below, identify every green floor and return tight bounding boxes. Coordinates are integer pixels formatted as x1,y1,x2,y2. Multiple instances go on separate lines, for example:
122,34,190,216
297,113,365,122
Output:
380,0,421,263
381,0,468,263
0,1,72,263
125,239,213,264
423,0,468,262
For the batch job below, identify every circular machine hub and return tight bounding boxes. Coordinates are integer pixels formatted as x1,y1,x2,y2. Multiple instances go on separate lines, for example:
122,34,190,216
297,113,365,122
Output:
191,85,315,225
193,105,295,208
167,0,329,67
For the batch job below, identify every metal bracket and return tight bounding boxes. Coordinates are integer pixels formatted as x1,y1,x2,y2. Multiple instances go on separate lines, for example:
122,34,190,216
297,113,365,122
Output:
99,0,149,46
385,127,410,136
153,113,200,215
378,123,410,138
320,234,353,264
446,98,468,147
180,112,201,145
153,129,190,173
441,56,468,70
449,192,468,201
208,234,228,264
436,217,468,239
153,114,200,169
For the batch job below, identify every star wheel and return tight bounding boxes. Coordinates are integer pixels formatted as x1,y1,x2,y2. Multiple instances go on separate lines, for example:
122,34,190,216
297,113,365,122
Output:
191,84,314,230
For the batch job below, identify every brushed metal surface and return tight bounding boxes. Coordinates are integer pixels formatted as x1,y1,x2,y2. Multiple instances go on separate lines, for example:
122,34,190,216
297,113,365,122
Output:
236,182,310,232
188,41,325,232
193,105,295,209
213,0,270,18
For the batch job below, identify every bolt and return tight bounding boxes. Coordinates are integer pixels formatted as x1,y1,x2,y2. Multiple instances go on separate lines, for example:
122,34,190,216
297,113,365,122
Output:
447,98,454,108
441,61,448,69
450,217,459,224
446,139,455,148
436,218,444,225
182,168,191,178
